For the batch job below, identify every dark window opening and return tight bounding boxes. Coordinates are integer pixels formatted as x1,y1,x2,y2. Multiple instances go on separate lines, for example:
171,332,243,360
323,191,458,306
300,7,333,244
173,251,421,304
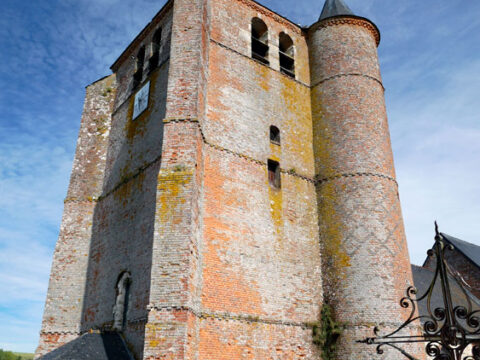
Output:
251,18,269,65
270,126,280,144
113,272,131,332
133,46,146,89
149,28,162,73
279,32,295,78
268,160,281,189
122,280,131,330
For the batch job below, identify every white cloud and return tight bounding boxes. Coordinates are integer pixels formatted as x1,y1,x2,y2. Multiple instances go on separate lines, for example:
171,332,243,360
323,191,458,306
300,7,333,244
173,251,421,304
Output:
389,58,480,264
0,0,169,353
0,307,45,353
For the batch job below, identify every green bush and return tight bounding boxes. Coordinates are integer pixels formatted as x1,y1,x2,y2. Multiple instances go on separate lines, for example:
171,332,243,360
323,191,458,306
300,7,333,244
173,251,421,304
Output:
311,304,344,360
0,349,22,360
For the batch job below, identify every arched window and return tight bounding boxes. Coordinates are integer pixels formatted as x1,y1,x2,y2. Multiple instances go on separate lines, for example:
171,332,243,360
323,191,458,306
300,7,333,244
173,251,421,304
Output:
149,27,162,72
270,126,280,144
251,18,269,65
133,46,145,88
268,159,281,189
112,272,131,332
279,32,295,78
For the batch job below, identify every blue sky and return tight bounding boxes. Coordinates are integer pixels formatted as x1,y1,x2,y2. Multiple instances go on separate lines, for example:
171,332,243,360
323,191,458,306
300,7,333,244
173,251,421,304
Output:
0,0,479,353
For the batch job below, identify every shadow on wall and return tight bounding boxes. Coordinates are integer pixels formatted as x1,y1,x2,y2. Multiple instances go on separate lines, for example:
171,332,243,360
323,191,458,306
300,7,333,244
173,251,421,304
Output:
80,60,170,359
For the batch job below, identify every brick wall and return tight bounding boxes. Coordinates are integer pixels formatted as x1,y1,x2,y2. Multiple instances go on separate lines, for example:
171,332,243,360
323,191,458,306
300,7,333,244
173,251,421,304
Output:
76,7,174,358
309,17,422,359
36,75,116,358
194,0,323,358
143,0,207,357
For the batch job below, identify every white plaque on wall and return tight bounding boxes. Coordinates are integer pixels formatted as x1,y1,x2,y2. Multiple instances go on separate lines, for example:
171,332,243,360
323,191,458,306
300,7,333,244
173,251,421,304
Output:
133,81,150,119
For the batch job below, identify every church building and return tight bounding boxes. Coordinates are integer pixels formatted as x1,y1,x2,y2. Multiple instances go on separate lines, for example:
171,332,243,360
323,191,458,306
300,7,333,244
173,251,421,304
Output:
36,0,419,358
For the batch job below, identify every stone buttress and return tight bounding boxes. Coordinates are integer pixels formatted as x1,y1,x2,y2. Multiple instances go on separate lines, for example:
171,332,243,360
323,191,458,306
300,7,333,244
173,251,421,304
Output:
142,0,206,357
36,74,117,355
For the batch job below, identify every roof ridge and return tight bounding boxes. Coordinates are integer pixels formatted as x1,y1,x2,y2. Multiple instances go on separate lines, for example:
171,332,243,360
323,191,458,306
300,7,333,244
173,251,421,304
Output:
443,233,478,247
441,232,480,269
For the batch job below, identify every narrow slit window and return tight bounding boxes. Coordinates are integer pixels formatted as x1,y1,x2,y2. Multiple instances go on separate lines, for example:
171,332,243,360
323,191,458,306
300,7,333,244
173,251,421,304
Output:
268,160,281,189
270,126,280,144
149,27,162,72
251,18,269,65
113,272,131,332
122,280,131,329
279,32,295,78
133,46,145,89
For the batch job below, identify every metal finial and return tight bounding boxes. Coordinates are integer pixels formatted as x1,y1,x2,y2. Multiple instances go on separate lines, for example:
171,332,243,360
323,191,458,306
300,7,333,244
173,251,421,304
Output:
359,221,480,358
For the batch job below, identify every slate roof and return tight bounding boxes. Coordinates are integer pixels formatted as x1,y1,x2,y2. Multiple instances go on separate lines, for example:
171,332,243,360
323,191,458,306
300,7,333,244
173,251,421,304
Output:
38,332,133,360
441,233,480,268
411,265,480,323
319,0,355,21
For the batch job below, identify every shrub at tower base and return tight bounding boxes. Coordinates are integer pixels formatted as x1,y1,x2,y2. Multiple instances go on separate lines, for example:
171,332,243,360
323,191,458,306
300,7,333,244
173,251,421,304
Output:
310,304,345,360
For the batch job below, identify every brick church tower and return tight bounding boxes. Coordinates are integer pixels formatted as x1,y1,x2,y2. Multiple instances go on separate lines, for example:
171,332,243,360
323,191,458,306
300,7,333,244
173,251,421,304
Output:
36,0,418,359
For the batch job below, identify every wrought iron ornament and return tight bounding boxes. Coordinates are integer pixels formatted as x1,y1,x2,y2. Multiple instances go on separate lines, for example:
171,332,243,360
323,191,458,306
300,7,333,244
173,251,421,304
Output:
358,223,480,359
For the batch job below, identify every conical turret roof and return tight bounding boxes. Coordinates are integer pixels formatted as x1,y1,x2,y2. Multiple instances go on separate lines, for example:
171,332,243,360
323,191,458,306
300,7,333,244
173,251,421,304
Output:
319,0,354,21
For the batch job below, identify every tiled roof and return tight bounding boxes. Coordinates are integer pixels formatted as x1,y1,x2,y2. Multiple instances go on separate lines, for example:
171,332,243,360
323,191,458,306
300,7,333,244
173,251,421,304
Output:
411,264,480,322
319,0,355,21
442,233,480,268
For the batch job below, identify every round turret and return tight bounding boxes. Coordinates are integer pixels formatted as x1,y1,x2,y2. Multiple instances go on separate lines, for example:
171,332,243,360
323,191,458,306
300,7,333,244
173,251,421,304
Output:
309,2,422,359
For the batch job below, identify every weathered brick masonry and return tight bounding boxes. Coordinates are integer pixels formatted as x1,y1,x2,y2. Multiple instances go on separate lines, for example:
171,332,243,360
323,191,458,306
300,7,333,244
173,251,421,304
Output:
308,17,424,359
37,74,116,355
37,0,419,359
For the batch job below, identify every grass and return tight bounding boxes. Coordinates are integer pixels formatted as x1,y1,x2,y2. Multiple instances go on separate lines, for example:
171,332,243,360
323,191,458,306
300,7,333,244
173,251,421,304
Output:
13,353,34,360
